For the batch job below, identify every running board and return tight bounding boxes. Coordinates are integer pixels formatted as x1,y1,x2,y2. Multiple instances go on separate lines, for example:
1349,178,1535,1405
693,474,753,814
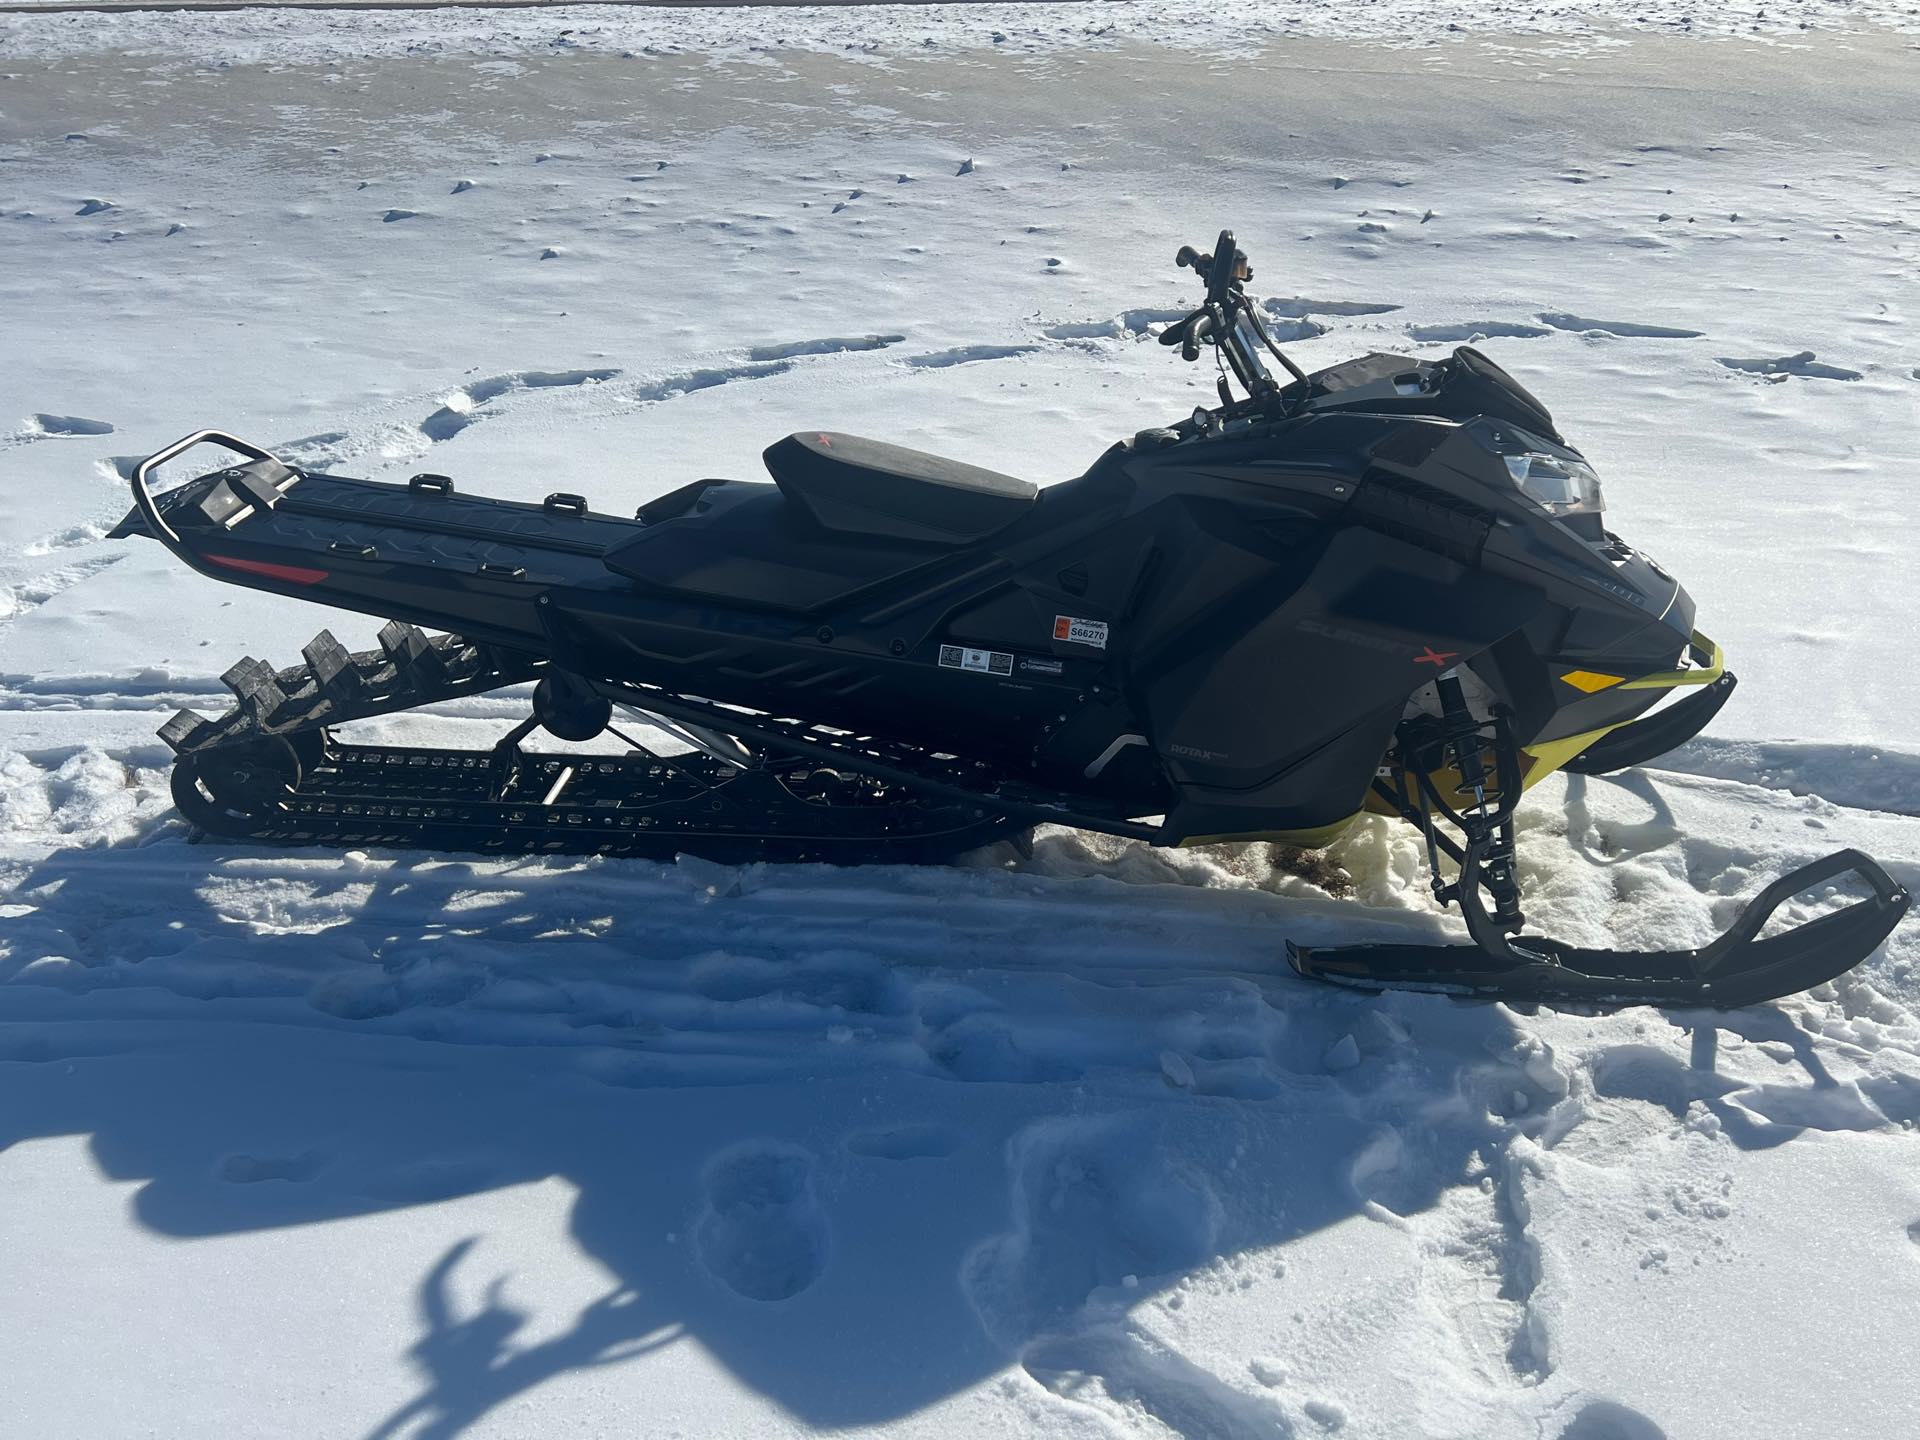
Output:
1289,848,1909,1008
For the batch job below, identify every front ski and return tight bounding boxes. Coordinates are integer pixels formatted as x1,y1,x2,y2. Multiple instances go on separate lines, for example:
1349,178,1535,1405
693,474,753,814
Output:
1289,848,1909,1009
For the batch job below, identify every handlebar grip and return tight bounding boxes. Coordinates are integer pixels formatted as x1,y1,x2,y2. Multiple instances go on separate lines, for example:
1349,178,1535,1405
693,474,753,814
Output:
1182,311,1214,361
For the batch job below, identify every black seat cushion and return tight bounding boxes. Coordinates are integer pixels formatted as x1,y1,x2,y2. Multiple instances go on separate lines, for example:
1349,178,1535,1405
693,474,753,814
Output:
764,431,1038,545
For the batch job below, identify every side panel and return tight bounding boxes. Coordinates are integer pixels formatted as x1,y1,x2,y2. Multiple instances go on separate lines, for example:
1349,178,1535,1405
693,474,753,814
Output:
1136,523,1544,839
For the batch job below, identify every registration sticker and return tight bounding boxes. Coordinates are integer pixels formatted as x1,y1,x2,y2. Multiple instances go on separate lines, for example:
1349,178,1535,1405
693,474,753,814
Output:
1053,615,1109,649
939,644,1014,676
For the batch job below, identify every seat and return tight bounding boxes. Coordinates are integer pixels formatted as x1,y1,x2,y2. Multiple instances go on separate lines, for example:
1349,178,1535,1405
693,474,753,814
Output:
763,431,1038,545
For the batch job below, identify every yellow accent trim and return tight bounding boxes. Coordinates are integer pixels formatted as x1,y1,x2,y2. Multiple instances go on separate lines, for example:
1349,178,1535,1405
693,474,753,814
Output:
1560,669,1623,694
1618,630,1723,691
1518,632,1726,786
1239,635,1729,842
1520,726,1618,785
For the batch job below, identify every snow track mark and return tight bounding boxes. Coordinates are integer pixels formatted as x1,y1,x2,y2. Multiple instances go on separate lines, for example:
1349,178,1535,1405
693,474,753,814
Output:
1655,737,1920,818
964,1116,1222,1342
1265,296,1401,318
694,1141,829,1302
2,413,115,453
1717,351,1863,381
1536,313,1703,339
963,1116,1278,1438
26,412,115,437
1409,321,1551,342
419,367,620,442
22,522,109,558
1040,307,1196,342
904,344,1039,369
629,361,791,403
1021,1326,1297,1439
0,553,127,629
746,334,903,362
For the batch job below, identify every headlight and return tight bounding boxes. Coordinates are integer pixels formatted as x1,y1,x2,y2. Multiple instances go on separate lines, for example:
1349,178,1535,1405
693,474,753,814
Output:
1466,419,1605,518
1502,450,1604,517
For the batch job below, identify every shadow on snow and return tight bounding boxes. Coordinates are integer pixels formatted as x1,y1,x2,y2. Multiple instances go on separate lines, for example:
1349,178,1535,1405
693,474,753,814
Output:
0,781,1896,1437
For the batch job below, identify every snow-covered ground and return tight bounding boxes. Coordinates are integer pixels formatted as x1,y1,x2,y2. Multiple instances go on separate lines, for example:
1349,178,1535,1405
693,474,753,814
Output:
3,7,1919,1438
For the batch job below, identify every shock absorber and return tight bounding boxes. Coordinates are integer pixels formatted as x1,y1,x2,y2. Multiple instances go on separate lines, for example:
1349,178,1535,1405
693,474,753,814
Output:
1434,667,1487,807
1435,667,1525,932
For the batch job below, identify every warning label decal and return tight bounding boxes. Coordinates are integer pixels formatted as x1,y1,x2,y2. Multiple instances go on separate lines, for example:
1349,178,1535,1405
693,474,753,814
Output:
939,644,1014,676
1053,615,1109,649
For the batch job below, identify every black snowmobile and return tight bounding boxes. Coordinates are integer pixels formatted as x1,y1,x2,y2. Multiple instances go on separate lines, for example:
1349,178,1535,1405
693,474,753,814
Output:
114,230,1907,1008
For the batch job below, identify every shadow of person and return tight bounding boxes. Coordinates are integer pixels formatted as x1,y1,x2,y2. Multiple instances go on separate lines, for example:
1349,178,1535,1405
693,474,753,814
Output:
366,1240,679,1440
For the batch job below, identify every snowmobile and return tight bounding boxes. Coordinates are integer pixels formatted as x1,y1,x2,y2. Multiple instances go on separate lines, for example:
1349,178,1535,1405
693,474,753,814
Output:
113,230,1907,1008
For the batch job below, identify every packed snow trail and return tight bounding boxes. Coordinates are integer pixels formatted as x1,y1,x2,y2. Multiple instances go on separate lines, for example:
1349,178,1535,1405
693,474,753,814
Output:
5,11,1920,1439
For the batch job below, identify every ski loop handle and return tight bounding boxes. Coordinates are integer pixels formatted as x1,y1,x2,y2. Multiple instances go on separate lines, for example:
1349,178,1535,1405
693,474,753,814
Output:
1458,839,1909,989
1692,848,1908,976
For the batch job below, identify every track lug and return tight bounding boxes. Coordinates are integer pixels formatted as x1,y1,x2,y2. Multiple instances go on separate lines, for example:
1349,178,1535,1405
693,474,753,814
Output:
303,629,364,700
221,656,288,721
159,708,213,753
379,620,448,686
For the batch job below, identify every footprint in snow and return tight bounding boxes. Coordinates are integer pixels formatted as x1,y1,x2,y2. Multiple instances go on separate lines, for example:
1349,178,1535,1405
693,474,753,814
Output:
1408,322,1551,343
745,334,903,362
27,413,115,437
962,1116,1221,1341
904,344,1037,369
1264,317,1327,342
1537,312,1703,339
1555,1398,1669,1440
695,1142,830,1301
1041,308,1193,342
419,368,619,442
24,522,109,557
1717,351,1862,382
1264,296,1401,318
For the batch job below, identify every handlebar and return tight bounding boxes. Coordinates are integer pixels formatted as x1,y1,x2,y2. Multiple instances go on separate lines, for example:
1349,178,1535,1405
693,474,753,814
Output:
1165,228,1314,405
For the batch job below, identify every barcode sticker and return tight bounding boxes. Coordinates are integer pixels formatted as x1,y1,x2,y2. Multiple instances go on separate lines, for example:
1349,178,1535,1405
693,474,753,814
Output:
939,644,1014,676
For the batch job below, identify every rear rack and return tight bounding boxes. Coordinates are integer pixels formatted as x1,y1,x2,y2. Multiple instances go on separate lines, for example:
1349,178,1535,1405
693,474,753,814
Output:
128,430,297,575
